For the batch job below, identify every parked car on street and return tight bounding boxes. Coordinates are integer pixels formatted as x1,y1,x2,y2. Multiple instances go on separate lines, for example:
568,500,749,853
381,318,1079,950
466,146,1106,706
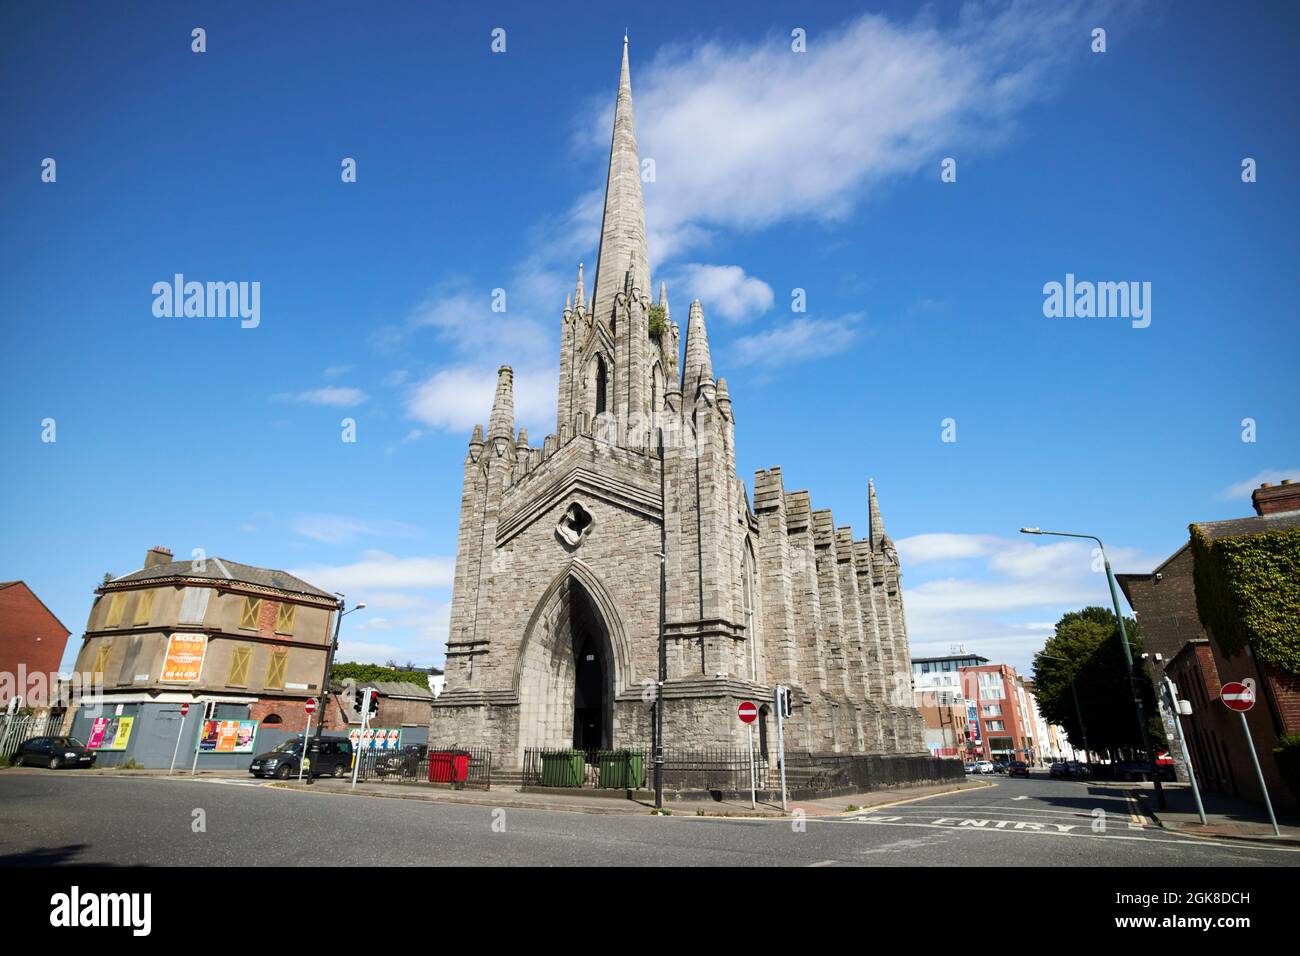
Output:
1065,760,1090,779
1049,761,1068,778
374,744,428,778
963,763,978,774
249,737,353,779
991,760,1008,774
1007,760,1030,777
10,736,96,769
974,760,996,774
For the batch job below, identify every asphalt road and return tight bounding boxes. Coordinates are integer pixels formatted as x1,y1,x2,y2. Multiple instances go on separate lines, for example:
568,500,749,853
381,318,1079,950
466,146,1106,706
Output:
0,770,1295,866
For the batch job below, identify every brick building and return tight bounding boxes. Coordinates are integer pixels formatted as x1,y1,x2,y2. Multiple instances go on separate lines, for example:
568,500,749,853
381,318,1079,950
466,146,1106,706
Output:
65,547,343,768
959,663,1037,763
0,581,71,709
1117,480,1300,812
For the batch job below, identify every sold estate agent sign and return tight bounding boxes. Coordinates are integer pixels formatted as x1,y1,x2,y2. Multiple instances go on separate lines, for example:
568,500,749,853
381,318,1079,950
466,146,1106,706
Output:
161,633,207,682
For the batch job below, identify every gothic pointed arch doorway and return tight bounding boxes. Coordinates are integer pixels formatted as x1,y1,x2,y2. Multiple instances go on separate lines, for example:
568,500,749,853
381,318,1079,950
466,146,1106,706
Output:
515,561,629,758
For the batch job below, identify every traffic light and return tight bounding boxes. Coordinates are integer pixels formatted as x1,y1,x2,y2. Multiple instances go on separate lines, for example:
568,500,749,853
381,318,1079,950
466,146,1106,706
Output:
353,688,364,712
775,684,792,718
367,690,379,718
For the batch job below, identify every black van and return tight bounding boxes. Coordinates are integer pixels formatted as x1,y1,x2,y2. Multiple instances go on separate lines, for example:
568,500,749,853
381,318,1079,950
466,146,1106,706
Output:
249,737,352,779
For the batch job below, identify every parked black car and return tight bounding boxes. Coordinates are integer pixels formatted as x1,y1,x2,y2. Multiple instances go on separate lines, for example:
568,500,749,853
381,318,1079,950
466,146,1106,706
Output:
11,736,96,769
249,737,353,779
373,744,428,778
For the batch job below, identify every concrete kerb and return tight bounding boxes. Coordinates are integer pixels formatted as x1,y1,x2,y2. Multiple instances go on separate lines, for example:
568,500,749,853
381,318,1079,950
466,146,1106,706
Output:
270,774,984,819
1135,790,1300,849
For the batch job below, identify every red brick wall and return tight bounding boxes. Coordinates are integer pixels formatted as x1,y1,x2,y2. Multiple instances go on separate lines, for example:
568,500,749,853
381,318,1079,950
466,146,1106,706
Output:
0,583,71,706
1264,663,1300,737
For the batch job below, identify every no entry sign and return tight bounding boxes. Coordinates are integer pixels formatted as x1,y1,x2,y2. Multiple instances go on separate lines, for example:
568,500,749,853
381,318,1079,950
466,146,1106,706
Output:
180,703,189,717
738,701,758,724
1221,681,1255,713
305,698,317,715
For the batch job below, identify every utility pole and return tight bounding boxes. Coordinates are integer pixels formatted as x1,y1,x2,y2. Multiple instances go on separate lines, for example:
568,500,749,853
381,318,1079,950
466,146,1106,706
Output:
315,597,366,743
654,427,667,810
1021,528,1166,808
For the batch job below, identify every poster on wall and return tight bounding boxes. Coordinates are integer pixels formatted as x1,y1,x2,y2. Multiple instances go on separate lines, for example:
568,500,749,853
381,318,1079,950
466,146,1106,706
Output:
161,633,207,682
198,719,258,753
348,727,403,751
966,701,981,744
87,716,135,751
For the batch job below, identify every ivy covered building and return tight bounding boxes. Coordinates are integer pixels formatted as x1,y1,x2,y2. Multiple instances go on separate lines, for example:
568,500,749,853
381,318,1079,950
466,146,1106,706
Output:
1118,479,1300,812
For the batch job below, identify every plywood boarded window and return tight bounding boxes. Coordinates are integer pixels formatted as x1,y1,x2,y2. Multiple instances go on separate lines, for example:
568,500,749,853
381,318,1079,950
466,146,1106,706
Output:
105,593,126,628
178,586,210,625
275,602,296,635
265,649,288,690
227,645,253,687
91,642,113,683
132,590,156,626
238,597,262,630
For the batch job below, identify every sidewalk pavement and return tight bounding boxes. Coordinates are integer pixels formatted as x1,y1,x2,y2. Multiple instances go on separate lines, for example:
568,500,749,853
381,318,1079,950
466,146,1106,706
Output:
272,775,991,817
1134,782,1300,847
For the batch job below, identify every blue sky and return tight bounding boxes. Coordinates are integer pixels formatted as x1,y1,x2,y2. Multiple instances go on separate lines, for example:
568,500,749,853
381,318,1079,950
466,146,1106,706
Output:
2,1,1297,675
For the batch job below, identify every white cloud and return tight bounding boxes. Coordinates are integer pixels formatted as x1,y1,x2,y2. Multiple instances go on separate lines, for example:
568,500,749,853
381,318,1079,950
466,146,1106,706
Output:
290,550,454,592
273,386,367,408
406,364,556,435
897,533,999,565
289,514,424,545
901,532,1163,672
669,264,773,321
731,315,864,369
1219,469,1300,500
579,1,1100,261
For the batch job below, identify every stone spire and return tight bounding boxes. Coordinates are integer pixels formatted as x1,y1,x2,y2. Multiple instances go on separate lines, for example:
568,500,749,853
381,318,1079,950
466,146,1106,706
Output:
487,365,515,441
659,280,670,323
574,262,585,311
682,299,713,402
590,36,650,323
868,478,886,548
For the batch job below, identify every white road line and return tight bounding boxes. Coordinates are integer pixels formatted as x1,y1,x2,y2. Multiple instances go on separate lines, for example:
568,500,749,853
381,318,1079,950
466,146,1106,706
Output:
849,817,1299,853
861,804,1128,819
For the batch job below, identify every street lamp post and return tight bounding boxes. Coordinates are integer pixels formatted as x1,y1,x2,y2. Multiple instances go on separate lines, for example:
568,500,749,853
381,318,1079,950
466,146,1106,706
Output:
1040,653,1091,771
1021,528,1165,808
315,596,367,743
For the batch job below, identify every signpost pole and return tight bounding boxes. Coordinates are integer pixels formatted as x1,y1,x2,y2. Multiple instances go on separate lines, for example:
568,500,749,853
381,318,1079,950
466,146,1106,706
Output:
746,724,756,809
774,685,788,812
350,687,371,790
1237,710,1280,836
298,709,314,783
1161,677,1206,825
190,701,211,776
168,702,190,776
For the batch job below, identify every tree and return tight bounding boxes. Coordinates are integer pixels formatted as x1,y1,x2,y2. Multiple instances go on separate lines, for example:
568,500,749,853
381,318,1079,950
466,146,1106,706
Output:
1032,606,1164,760
331,662,429,688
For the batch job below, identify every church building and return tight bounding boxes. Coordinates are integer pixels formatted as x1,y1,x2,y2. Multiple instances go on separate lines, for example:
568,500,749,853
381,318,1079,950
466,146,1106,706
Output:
431,40,926,768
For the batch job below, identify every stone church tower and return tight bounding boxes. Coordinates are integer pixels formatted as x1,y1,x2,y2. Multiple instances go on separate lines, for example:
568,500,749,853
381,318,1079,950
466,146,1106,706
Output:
432,40,925,766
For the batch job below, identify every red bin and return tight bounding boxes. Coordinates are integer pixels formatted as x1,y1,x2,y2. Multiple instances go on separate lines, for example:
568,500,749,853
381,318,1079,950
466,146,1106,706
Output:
429,751,471,783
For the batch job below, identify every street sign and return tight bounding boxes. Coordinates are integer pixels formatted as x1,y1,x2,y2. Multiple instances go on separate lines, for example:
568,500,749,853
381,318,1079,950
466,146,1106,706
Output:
305,698,317,715
180,703,189,717
738,701,758,724
1221,681,1255,712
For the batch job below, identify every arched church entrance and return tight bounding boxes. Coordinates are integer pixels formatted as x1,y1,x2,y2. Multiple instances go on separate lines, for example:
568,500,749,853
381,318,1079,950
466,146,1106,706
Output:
516,566,621,757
